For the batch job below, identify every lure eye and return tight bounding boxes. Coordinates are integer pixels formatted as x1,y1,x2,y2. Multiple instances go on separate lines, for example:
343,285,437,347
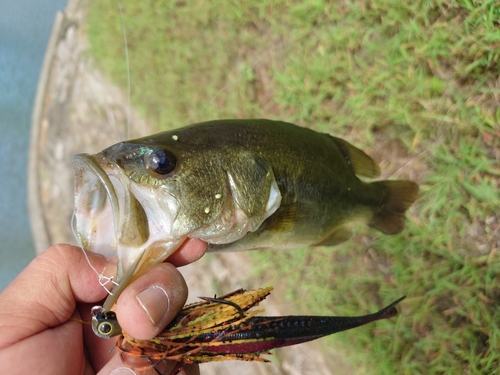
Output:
98,322,113,335
144,148,176,178
91,308,122,339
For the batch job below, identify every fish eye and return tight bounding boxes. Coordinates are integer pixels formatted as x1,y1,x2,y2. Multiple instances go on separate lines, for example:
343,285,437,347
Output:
144,149,176,178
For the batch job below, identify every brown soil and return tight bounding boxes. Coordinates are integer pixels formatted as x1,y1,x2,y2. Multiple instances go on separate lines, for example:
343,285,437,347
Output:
32,2,353,374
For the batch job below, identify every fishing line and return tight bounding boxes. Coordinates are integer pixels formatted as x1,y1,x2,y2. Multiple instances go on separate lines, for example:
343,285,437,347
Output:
74,0,131,297
384,148,429,180
91,10,316,300
71,0,130,299
117,0,131,140
71,210,117,295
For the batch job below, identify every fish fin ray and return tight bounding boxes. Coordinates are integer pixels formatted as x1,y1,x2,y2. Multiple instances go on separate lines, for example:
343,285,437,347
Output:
370,181,419,234
330,137,381,178
313,225,352,246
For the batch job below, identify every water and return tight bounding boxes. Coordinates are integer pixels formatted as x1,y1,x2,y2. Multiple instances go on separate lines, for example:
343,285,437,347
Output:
0,0,67,290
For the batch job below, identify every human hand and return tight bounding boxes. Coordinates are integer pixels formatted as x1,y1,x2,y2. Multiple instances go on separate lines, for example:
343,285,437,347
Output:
0,242,207,375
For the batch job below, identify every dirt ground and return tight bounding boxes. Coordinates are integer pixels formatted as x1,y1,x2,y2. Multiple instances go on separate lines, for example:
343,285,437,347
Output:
31,2,354,375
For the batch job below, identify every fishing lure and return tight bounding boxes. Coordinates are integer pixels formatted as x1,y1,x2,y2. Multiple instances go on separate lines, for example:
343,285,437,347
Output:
92,287,405,372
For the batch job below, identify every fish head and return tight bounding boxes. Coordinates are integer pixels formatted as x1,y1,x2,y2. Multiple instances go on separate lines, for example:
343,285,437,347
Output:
72,140,185,292
73,125,281,308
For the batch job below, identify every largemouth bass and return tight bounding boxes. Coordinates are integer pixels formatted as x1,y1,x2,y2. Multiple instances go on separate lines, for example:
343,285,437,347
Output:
73,119,418,310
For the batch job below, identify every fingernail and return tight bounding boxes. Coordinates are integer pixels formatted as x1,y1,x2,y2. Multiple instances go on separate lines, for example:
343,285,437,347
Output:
136,285,170,325
110,367,137,375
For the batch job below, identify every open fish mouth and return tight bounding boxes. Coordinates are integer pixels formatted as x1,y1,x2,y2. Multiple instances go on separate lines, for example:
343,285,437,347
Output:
73,153,147,268
73,153,124,257
72,150,182,298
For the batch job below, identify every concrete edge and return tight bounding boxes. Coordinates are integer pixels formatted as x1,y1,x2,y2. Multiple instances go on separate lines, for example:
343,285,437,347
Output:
28,0,85,254
28,10,66,254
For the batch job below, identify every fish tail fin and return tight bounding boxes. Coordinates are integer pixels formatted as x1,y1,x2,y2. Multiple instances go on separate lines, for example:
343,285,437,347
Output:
369,180,419,235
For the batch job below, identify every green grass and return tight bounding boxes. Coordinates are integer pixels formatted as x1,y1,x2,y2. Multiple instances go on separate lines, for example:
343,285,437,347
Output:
87,1,500,373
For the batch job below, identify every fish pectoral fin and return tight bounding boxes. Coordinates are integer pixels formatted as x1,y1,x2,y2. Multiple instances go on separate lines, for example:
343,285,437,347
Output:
370,180,419,234
225,150,281,226
313,225,352,246
330,137,381,178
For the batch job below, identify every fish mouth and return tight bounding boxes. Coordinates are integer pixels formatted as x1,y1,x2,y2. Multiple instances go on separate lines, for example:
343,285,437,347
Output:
73,151,158,318
73,148,183,299
72,153,149,264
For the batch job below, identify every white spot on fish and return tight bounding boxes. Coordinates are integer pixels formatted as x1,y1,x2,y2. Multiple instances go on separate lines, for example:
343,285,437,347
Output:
215,193,222,199
204,207,211,214
172,135,179,141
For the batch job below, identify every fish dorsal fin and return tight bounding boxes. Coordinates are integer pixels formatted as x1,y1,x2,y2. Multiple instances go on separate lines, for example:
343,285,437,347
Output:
331,137,381,178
